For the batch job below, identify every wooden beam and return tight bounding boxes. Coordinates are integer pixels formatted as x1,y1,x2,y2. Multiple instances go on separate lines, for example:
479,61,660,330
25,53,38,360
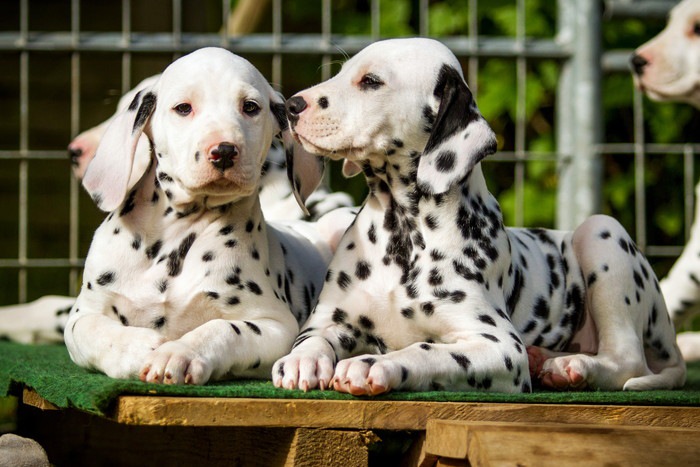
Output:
424,419,700,466
22,388,57,411
112,396,700,430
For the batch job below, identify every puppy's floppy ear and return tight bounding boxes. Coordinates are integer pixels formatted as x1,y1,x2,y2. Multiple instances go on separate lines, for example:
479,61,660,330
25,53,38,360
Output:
82,88,157,212
270,93,325,216
417,64,497,195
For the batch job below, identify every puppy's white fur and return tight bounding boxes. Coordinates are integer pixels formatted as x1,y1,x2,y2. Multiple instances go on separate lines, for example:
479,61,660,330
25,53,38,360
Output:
64,47,337,384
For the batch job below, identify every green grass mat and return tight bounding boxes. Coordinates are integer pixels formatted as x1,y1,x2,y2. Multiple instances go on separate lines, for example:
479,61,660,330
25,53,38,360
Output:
1,342,699,417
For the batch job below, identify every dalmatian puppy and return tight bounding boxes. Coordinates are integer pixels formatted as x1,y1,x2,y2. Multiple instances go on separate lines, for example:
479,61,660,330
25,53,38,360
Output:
273,38,686,394
631,0,700,107
631,0,700,361
62,46,339,385
0,68,354,346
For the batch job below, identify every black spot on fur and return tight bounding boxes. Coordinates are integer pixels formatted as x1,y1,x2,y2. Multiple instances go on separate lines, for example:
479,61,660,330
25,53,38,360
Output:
337,271,352,290
202,251,214,262
167,232,196,277
356,261,372,280
244,321,262,335
333,308,348,324
435,150,456,172
478,314,496,326
533,297,550,320
367,223,377,244
153,316,166,329
133,92,156,132
481,333,500,343
401,307,415,319
358,315,375,330
450,352,471,370
119,189,138,217
96,271,116,286
247,281,263,295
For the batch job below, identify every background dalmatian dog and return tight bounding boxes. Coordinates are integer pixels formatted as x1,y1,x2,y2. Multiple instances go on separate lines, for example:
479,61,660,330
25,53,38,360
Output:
62,46,347,384
631,0,700,361
273,37,686,394
68,75,161,181
0,67,354,346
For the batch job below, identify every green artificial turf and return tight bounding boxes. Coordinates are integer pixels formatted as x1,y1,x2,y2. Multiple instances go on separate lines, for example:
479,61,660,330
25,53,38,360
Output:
1,342,698,417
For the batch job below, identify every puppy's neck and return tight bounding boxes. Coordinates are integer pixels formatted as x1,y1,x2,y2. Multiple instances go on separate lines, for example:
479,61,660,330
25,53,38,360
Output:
361,151,421,213
113,158,262,231
361,153,495,219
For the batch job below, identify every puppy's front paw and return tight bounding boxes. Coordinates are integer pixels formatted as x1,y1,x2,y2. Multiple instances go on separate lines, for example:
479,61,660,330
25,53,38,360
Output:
140,341,212,385
100,329,166,380
273,351,335,392
332,355,400,396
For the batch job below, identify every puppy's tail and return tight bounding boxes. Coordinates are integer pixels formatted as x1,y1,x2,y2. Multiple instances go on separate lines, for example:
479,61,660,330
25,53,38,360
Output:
622,342,686,390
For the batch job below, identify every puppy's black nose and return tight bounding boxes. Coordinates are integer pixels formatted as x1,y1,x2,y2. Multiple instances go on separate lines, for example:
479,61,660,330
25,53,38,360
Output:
630,54,649,76
68,147,82,166
209,143,238,171
286,96,308,123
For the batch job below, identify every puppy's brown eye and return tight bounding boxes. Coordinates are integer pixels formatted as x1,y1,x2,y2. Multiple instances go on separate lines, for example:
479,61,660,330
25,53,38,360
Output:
359,73,383,91
242,100,261,116
173,103,192,116
694,22,700,36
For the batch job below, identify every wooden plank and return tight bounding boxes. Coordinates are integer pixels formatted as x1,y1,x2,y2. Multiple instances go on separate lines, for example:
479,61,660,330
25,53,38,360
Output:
425,420,700,466
22,388,57,411
286,429,378,467
113,396,700,430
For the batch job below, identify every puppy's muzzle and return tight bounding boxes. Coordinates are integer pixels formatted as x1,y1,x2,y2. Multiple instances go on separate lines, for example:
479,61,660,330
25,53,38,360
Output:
285,96,308,126
209,143,238,172
630,54,649,76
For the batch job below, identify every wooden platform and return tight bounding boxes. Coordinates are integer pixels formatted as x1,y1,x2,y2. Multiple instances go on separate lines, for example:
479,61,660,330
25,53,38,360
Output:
16,388,700,466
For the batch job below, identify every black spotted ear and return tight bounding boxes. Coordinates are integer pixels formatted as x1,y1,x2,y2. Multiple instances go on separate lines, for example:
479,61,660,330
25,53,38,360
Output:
417,64,497,195
83,88,157,212
269,92,325,215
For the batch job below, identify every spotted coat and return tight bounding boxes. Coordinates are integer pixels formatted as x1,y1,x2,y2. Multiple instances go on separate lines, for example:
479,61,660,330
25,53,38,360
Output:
273,38,685,394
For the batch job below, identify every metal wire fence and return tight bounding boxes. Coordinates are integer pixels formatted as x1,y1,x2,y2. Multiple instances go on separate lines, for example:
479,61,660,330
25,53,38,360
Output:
0,0,692,303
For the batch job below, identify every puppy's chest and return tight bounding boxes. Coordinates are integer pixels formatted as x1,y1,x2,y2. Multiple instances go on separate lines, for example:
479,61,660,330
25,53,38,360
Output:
85,215,278,333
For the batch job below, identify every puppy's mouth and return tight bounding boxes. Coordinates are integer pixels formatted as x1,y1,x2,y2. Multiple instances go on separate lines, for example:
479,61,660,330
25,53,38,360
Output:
293,132,364,161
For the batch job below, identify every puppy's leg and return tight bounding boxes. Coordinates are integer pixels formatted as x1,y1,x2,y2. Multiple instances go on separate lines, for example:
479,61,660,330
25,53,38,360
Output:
0,295,74,344
660,183,700,328
273,334,338,391
65,310,166,380
141,314,298,385
332,335,531,395
535,215,685,390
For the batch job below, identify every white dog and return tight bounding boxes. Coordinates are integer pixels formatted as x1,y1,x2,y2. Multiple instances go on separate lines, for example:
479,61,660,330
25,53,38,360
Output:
0,65,354,347
62,47,344,384
272,38,685,394
632,0,700,361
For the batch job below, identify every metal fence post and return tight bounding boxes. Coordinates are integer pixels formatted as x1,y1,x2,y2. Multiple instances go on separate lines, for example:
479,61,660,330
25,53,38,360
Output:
556,0,603,230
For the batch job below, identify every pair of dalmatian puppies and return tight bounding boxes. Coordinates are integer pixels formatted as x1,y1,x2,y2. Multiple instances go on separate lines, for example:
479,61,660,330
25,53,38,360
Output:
14,38,685,392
